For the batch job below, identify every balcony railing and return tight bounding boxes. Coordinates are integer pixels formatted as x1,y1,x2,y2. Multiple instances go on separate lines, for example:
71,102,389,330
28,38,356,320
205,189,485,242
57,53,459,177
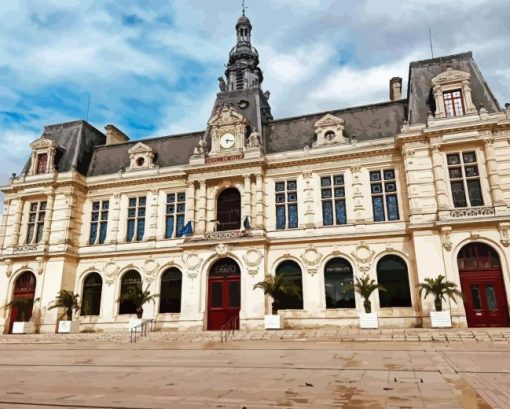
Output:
449,206,495,218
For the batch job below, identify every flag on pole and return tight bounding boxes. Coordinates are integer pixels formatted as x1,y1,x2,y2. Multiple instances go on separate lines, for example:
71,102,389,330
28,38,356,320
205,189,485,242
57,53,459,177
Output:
243,216,251,230
178,221,193,237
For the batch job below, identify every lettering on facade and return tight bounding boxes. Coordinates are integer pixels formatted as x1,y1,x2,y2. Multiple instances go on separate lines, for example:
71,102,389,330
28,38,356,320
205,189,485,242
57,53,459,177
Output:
205,154,244,164
13,245,39,254
206,230,243,240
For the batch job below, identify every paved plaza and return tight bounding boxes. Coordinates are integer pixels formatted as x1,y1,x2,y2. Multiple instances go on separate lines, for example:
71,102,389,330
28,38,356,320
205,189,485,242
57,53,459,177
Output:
0,334,509,408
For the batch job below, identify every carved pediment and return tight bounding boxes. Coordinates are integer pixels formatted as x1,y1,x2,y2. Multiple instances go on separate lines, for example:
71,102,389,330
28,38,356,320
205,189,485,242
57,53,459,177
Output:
432,68,470,86
313,113,347,147
208,104,248,127
30,138,59,150
127,142,155,171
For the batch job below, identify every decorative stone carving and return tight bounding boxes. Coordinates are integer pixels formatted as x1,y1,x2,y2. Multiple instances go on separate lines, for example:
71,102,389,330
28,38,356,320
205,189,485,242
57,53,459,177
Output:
351,242,375,272
143,256,159,283
300,245,323,268
104,259,120,286
214,243,231,256
243,248,263,276
4,259,13,278
440,226,453,252
312,114,347,147
28,138,59,175
431,68,477,118
182,253,203,279
208,103,249,156
35,257,45,275
127,142,155,171
498,222,510,247
247,130,261,148
470,232,480,240
449,207,495,218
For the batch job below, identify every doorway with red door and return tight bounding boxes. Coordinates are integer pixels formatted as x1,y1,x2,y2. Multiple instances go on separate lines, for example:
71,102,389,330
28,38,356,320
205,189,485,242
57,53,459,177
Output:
207,258,241,330
457,243,510,327
8,271,36,334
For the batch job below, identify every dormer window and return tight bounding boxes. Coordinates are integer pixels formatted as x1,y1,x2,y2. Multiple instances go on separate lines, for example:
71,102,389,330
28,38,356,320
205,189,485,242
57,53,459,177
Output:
325,131,336,141
443,90,465,117
312,114,347,148
36,153,48,174
127,142,154,171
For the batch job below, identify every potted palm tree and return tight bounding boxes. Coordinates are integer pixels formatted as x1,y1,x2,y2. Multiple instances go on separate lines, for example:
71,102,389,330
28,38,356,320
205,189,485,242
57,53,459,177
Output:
253,274,302,329
3,298,36,334
48,290,80,333
352,275,386,329
418,275,462,328
118,284,159,330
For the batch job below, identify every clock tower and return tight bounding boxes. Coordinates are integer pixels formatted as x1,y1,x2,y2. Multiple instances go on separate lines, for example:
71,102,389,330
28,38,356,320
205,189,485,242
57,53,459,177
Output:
196,12,271,160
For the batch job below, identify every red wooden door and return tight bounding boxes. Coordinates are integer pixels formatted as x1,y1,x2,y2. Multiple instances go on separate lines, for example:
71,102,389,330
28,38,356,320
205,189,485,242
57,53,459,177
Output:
207,275,240,330
9,271,36,334
460,271,510,327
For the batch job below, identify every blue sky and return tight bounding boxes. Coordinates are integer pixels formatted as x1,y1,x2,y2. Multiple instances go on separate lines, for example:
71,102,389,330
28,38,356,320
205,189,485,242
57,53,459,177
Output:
1,0,509,204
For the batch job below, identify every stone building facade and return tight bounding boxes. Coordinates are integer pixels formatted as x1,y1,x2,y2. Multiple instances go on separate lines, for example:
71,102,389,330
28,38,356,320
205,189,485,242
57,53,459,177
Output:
1,14,510,333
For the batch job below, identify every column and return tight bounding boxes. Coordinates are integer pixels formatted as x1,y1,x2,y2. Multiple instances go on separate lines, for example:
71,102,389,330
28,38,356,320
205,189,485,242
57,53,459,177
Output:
147,189,159,240
197,180,207,235
484,137,504,205
107,193,120,244
303,172,315,228
243,174,252,224
0,199,11,249
41,191,55,245
9,198,24,247
430,145,449,210
255,174,264,229
186,181,196,228
351,166,365,222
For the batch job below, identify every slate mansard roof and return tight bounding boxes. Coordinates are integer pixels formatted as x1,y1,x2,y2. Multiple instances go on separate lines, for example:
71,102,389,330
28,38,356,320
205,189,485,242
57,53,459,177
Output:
27,52,501,178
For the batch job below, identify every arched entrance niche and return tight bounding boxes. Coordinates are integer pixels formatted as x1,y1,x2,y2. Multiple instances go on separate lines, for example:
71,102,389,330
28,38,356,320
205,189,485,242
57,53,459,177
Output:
216,188,241,231
275,260,303,310
118,270,142,315
376,255,412,308
457,242,510,327
207,258,241,330
81,272,102,316
159,267,182,313
9,271,36,333
324,258,355,308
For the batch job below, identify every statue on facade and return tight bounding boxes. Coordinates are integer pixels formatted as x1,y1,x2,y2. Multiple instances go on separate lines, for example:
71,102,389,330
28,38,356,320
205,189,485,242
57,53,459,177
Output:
218,77,227,92
247,129,261,148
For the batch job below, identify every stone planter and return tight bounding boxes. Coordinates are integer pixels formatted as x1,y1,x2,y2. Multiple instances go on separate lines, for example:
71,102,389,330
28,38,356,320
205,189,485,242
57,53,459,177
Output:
359,313,378,329
430,311,452,328
57,320,80,333
129,318,143,331
12,321,35,334
264,314,283,330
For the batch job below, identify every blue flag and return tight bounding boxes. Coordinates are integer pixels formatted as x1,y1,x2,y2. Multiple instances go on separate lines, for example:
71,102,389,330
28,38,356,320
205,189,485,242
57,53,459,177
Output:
178,221,193,237
243,216,251,230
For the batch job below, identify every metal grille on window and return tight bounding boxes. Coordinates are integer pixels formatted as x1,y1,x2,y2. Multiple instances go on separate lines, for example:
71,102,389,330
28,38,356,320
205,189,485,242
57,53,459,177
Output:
127,197,146,242
165,192,186,238
443,90,465,117
275,180,298,230
321,175,346,226
89,200,109,245
447,151,483,208
370,169,399,222
26,201,46,244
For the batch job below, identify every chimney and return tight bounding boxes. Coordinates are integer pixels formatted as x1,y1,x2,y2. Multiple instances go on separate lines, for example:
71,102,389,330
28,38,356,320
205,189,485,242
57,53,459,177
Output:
390,77,402,101
104,124,129,145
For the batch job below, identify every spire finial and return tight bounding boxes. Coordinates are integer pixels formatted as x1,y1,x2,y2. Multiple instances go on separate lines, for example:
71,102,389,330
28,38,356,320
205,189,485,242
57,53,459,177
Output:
242,0,247,16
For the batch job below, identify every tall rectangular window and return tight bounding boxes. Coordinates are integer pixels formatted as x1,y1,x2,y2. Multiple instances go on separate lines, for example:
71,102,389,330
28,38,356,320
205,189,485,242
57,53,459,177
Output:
275,180,298,230
26,201,46,244
36,153,48,174
321,174,346,226
165,192,186,238
89,200,109,245
127,197,146,242
443,90,464,117
370,169,400,222
447,151,483,208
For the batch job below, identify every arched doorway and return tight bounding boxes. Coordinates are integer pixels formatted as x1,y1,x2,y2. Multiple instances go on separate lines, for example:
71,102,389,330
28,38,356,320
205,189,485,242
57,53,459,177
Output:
207,258,241,330
324,258,355,308
81,273,102,316
376,255,412,308
457,243,510,327
9,271,36,333
118,270,142,315
159,268,182,313
216,188,241,231
275,260,303,310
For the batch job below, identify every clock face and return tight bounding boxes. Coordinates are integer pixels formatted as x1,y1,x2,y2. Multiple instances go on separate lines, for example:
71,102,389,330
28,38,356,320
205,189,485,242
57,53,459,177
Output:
220,133,235,149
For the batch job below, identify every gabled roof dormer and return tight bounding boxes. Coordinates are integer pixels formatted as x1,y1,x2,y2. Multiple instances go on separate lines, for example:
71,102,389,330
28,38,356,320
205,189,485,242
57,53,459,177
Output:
312,113,348,148
127,142,155,171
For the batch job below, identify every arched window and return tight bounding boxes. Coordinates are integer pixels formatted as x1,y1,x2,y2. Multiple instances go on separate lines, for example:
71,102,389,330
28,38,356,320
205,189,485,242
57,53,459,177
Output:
119,270,142,315
159,268,182,313
11,271,36,323
457,243,500,271
217,188,241,231
81,273,102,316
275,260,303,310
376,255,412,308
324,258,355,308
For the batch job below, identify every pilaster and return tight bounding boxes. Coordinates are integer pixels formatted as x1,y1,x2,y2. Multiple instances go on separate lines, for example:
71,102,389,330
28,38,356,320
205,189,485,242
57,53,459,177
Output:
303,171,315,228
483,136,504,207
107,193,121,244
243,174,252,224
255,174,264,229
10,198,24,247
430,145,450,212
41,190,55,245
351,166,365,222
197,181,207,235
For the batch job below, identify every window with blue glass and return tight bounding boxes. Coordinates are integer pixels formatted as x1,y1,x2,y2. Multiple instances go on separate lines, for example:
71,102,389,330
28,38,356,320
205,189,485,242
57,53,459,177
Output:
370,169,399,222
321,175,346,226
127,196,146,242
165,192,186,238
275,180,298,229
89,200,109,245
446,151,483,208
